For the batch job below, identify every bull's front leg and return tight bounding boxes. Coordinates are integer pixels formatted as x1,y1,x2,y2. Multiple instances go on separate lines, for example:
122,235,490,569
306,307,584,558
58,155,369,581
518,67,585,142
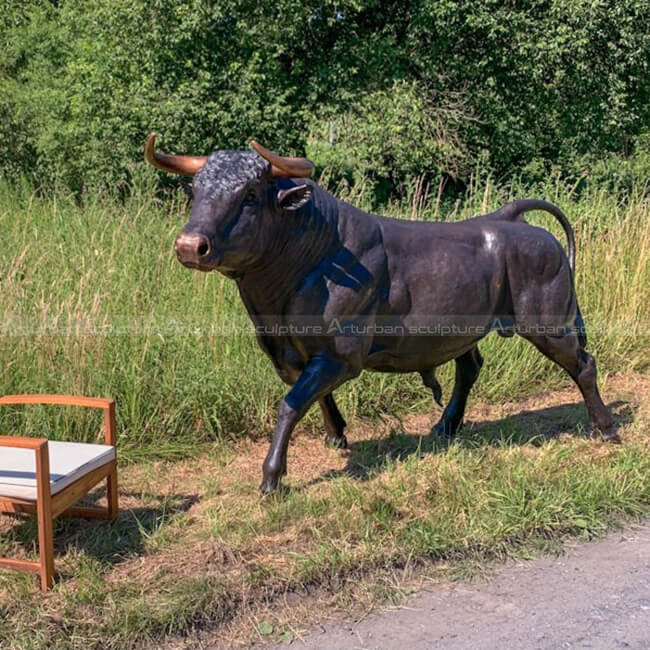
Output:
261,356,353,494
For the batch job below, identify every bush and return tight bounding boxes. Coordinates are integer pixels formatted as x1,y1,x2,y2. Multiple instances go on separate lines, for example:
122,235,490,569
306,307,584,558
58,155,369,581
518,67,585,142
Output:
306,79,473,202
0,0,648,196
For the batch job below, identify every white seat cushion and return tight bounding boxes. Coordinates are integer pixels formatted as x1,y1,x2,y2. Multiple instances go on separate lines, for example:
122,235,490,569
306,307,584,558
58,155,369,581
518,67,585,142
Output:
0,441,115,500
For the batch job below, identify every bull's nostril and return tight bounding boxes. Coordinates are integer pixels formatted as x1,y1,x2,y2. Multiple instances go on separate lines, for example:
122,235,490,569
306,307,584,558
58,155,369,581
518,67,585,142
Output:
175,233,212,265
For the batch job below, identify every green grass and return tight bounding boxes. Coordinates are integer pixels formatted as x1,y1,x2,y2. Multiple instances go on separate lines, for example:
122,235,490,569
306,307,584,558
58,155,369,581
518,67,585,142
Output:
0,374,648,649
0,173,648,453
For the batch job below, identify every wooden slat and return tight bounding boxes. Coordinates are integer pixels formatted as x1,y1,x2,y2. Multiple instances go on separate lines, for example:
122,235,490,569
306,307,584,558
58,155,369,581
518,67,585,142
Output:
107,465,118,520
0,394,114,409
0,497,36,514
50,461,114,518
0,557,40,574
105,401,118,519
1,499,114,520
0,435,48,450
60,505,111,520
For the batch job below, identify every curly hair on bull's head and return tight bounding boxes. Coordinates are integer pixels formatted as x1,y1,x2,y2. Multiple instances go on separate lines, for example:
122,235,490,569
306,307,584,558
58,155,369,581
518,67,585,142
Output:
193,150,270,200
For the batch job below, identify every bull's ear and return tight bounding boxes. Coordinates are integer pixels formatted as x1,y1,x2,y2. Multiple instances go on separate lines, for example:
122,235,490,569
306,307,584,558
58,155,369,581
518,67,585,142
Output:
276,184,312,212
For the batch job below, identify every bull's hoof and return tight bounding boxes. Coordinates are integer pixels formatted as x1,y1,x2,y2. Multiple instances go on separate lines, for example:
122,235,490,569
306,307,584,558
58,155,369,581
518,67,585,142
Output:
325,433,348,449
260,476,282,495
432,418,461,439
260,462,286,495
602,428,622,444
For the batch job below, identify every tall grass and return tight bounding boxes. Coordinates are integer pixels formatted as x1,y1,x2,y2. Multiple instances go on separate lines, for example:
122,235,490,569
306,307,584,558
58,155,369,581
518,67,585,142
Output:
0,174,648,452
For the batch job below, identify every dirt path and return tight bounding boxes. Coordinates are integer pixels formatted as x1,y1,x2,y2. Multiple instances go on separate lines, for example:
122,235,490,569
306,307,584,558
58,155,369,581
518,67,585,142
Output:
272,523,650,650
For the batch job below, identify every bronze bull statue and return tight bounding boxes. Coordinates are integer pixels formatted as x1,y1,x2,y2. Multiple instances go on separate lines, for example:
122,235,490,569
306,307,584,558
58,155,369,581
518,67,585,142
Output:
145,134,619,494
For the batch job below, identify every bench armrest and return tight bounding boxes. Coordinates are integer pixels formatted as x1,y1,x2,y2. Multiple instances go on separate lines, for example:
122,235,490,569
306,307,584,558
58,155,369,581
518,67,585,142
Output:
0,435,48,450
0,394,113,409
0,395,116,446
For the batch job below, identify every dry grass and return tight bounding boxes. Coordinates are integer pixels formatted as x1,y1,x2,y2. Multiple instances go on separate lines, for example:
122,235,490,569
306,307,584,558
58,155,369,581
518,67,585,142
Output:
1,372,648,649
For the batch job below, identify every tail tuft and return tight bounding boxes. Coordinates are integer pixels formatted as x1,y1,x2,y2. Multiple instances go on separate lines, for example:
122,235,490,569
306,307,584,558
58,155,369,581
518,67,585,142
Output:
575,305,587,347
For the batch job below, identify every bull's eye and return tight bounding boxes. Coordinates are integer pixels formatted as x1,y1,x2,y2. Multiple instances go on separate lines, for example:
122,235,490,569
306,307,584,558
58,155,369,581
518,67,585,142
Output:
244,190,257,204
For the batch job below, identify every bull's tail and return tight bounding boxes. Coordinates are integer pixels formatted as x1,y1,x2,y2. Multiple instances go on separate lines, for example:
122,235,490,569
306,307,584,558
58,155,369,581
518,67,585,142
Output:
501,199,576,275
575,303,587,348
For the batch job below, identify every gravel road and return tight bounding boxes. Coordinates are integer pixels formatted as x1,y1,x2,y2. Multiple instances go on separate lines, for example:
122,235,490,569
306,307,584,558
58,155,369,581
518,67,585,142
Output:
272,523,650,650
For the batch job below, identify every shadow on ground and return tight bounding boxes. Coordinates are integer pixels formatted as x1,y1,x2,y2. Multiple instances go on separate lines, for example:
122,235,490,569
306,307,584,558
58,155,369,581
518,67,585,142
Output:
1,490,199,570
310,398,633,485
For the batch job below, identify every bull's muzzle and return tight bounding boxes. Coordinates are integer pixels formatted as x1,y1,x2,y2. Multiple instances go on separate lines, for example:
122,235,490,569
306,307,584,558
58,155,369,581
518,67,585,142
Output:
174,232,213,269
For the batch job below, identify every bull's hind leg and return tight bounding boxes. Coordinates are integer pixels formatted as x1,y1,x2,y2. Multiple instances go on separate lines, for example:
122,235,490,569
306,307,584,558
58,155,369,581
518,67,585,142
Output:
433,346,483,438
320,393,348,449
522,333,619,442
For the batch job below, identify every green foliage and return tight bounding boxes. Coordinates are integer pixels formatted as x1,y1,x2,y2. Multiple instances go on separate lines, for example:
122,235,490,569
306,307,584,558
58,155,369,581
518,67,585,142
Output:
572,138,650,197
307,79,471,200
0,0,648,194
408,0,650,173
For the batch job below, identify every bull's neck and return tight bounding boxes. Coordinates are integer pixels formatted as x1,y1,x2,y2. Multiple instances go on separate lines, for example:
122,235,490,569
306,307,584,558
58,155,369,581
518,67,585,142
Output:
236,185,338,315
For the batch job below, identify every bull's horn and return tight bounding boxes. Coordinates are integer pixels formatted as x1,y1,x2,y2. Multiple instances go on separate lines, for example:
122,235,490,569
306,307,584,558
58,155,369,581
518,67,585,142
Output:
251,140,314,178
144,133,207,176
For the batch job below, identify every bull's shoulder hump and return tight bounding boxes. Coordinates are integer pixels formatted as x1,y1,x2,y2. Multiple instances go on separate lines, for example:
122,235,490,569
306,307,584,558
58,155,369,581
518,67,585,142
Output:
336,202,385,248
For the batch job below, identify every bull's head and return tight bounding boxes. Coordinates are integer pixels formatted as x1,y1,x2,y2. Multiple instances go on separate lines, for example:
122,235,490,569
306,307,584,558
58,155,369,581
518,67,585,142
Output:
145,133,314,273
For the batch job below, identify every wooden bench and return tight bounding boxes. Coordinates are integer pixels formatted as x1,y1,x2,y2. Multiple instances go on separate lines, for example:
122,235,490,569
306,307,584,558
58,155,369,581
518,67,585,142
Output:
0,395,118,591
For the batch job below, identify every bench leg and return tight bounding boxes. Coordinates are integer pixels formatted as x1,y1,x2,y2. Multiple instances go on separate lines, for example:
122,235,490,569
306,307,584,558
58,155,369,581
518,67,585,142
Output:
36,501,54,591
35,443,54,591
107,462,118,521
